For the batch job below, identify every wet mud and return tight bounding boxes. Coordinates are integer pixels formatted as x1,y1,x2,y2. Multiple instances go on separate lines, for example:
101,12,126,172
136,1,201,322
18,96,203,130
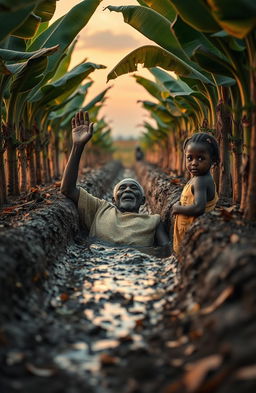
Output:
0,161,256,393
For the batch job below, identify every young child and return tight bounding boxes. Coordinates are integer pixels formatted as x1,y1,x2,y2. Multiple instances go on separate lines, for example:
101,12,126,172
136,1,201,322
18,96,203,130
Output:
172,132,220,254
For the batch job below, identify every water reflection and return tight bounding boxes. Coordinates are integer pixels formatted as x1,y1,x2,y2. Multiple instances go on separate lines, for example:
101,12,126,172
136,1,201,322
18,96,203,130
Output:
53,239,178,381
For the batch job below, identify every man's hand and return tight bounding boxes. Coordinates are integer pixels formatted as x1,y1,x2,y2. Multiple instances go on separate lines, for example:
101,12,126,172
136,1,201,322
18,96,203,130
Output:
71,111,94,145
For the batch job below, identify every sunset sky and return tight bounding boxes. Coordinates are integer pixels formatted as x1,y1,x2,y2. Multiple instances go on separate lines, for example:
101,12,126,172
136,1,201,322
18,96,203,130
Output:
52,0,156,139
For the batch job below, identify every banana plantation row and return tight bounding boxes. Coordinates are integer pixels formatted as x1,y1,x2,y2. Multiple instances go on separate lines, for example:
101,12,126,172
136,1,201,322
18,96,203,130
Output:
1,0,256,221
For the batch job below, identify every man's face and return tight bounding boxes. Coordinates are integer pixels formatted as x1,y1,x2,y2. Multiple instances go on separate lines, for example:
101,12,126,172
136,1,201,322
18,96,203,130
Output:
113,181,145,213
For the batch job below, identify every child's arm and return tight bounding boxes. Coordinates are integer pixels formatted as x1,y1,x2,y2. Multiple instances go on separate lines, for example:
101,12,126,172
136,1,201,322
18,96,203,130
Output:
172,177,208,217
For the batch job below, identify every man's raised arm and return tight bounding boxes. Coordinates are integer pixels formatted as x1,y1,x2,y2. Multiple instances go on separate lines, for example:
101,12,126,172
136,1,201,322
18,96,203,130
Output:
60,111,94,204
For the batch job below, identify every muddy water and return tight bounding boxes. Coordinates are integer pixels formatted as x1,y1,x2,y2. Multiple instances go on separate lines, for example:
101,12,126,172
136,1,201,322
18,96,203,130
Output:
1,169,179,393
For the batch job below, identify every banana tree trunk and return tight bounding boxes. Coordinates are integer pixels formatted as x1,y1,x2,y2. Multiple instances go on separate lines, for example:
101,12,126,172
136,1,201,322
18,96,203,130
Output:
232,119,243,204
0,127,7,205
18,146,27,193
34,125,42,185
26,141,36,188
5,123,19,196
216,87,232,199
245,35,256,220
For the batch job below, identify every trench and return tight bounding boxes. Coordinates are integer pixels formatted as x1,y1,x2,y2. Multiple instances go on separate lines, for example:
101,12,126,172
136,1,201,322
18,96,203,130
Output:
1,163,256,393
0,167,179,393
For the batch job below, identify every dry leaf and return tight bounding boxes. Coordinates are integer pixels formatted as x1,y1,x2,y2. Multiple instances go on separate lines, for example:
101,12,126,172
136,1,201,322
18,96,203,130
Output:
166,336,188,348
184,355,222,392
100,353,118,366
235,364,256,379
220,208,234,221
60,293,69,302
26,362,57,377
170,178,181,184
201,287,234,315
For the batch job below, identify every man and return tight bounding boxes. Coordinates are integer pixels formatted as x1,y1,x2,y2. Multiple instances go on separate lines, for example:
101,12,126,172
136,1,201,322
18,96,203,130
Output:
61,111,169,249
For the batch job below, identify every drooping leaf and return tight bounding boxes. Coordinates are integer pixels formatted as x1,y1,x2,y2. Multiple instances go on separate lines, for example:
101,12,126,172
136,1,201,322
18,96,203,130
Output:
133,74,168,101
169,0,220,33
28,0,103,82
0,3,35,42
10,46,58,94
135,0,177,23
106,5,188,62
82,86,112,111
30,62,106,111
34,0,57,22
207,0,256,38
11,12,41,39
107,45,213,85
192,45,235,78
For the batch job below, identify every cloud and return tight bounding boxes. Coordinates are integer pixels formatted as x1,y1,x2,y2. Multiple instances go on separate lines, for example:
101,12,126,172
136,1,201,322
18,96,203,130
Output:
77,30,140,51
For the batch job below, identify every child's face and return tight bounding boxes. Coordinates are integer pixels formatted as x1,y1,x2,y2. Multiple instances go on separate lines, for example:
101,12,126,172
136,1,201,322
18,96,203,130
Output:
185,142,212,176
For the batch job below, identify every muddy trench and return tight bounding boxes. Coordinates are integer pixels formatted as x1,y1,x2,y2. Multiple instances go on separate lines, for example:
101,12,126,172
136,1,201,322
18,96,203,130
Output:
0,162,256,393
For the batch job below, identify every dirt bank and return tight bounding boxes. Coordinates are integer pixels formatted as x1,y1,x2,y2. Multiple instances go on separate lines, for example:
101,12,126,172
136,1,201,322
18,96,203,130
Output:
0,161,122,316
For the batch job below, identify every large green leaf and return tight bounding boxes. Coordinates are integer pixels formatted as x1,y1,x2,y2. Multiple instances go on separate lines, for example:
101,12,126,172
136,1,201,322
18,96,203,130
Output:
192,45,235,78
56,81,94,125
139,100,175,123
149,67,194,96
169,0,220,33
172,15,225,60
207,0,256,38
0,45,58,77
28,0,103,82
10,46,58,94
106,5,188,62
133,74,168,101
107,45,213,85
0,3,35,41
0,46,58,62
11,12,41,39
136,0,177,22
30,62,106,111
34,0,57,22
82,86,112,111
0,0,43,11
50,39,77,82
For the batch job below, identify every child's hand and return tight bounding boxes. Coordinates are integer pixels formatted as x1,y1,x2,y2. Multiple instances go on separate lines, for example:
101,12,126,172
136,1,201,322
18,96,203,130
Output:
172,201,180,214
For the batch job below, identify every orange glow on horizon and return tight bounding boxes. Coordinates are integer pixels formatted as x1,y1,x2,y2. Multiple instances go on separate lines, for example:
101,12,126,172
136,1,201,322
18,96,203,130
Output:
51,0,159,139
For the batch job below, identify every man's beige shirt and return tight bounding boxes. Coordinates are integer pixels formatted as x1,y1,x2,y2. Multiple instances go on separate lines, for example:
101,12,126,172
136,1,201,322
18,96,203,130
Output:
78,187,160,247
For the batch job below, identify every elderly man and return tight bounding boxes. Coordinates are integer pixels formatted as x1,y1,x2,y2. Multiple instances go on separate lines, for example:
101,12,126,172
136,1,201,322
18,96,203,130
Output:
61,111,169,248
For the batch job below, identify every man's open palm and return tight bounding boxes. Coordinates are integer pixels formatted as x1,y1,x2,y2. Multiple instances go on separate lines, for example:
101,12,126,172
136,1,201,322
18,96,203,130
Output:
71,111,94,145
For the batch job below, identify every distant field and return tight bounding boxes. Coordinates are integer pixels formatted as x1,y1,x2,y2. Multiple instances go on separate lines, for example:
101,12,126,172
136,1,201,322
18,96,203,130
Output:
113,139,138,167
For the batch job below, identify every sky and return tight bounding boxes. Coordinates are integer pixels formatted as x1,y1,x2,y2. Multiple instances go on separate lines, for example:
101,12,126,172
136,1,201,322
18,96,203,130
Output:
52,0,156,139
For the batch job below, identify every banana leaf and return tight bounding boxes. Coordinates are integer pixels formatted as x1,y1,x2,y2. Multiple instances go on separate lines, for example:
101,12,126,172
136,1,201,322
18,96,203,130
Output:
107,45,213,85
82,86,112,112
1,45,58,77
139,100,175,123
0,3,36,41
34,0,57,22
30,62,105,111
207,0,256,38
28,0,103,82
172,15,226,60
0,46,58,62
10,46,58,94
169,0,220,33
0,0,43,10
106,5,188,62
12,12,41,39
135,0,177,23
192,45,235,78
50,39,77,82
133,74,168,101
149,67,194,96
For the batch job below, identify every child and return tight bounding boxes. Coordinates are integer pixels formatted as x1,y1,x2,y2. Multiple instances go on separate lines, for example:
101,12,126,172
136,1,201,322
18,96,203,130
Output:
172,132,220,254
